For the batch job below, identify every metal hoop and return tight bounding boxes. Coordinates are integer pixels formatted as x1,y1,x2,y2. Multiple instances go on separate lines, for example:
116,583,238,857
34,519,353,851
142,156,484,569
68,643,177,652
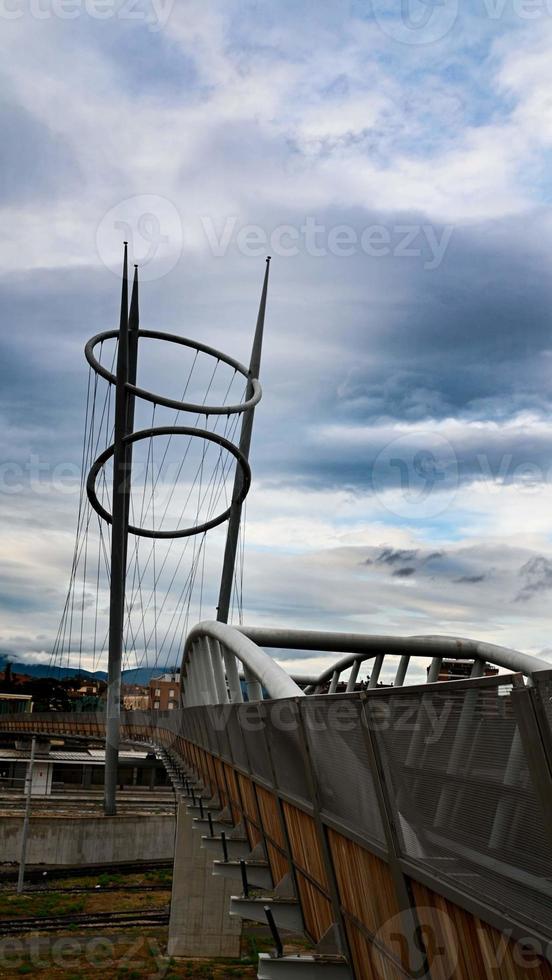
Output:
85,330,262,416
86,426,251,539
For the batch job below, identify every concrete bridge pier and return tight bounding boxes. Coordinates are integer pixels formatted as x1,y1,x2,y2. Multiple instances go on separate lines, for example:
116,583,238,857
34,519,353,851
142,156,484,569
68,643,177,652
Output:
167,800,242,957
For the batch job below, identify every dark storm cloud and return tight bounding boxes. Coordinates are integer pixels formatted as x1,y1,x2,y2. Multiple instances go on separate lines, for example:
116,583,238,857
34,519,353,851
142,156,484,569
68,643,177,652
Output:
516,557,552,602
376,548,419,565
241,209,552,493
392,566,416,578
2,206,552,509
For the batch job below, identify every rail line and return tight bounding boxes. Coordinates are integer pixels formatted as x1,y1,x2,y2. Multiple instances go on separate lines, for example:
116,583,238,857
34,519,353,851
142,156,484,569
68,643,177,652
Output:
0,860,172,884
0,907,170,935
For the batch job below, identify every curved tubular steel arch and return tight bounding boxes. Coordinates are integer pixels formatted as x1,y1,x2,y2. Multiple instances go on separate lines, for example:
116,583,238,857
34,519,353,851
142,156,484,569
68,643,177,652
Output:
237,626,551,687
180,620,304,705
86,426,251,539
85,329,262,416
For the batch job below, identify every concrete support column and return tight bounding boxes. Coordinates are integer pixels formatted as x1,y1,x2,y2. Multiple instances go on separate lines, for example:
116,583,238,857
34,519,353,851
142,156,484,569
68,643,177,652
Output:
167,800,242,957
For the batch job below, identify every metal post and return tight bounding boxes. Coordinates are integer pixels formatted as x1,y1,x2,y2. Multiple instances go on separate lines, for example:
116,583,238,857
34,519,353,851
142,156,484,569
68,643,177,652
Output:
264,905,284,958
217,258,270,625
244,667,263,702
201,638,219,705
17,736,36,894
223,646,243,703
345,658,360,693
105,244,132,816
427,656,442,683
369,653,384,688
240,859,250,897
195,640,213,705
394,655,410,687
209,638,229,703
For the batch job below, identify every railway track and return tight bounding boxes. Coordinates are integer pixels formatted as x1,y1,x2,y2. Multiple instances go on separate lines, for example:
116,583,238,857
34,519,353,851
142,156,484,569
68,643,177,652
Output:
0,883,170,893
0,907,170,934
0,860,172,884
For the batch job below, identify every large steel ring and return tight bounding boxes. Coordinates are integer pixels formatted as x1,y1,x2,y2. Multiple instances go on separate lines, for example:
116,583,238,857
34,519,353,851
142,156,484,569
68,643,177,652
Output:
85,330,262,416
86,426,251,539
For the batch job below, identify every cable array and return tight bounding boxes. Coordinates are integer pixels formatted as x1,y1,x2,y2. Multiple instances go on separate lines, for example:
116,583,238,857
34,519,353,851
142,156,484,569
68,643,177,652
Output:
50,336,252,683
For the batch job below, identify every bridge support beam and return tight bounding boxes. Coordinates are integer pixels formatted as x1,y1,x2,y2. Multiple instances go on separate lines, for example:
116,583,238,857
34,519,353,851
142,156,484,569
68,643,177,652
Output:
167,800,242,958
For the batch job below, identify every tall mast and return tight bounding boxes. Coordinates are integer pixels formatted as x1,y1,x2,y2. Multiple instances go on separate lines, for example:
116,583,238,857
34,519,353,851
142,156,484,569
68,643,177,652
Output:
217,257,271,624
104,244,135,816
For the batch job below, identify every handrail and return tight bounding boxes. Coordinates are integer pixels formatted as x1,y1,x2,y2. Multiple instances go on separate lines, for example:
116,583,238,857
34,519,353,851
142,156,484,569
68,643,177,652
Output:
181,622,551,705
180,621,304,705
238,626,550,690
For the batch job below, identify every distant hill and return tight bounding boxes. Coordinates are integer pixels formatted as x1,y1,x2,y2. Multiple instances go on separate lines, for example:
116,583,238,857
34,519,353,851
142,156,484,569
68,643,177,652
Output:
0,657,177,685
0,659,107,681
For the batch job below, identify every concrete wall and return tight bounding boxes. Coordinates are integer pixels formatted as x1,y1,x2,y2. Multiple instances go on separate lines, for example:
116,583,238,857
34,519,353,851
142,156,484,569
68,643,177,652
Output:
168,802,241,957
0,813,176,865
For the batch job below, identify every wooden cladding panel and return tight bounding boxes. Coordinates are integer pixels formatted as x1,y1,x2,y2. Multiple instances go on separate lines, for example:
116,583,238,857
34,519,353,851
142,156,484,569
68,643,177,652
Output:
412,880,552,980
296,872,334,943
237,773,258,821
223,764,240,806
328,829,400,937
256,786,286,849
221,763,241,824
199,750,209,790
266,841,290,885
245,818,263,849
283,802,329,890
344,921,407,980
205,753,217,795
213,757,228,807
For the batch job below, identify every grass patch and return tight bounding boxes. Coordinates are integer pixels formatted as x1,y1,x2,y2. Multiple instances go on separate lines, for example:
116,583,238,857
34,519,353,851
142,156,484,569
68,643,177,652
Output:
2,893,86,919
1,928,259,980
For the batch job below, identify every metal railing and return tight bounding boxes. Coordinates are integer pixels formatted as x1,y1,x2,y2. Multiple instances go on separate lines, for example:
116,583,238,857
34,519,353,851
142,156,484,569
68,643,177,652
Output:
171,670,552,953
4,666,552,969
180,621,304,705
180,621,551,704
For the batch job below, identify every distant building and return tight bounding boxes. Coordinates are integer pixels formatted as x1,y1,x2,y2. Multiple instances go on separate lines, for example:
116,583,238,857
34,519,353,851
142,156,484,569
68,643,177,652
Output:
433,659,499,681
0,743,169,795
74,680,103,696
0,692,33,715
149,672,180,710
122,683,150,710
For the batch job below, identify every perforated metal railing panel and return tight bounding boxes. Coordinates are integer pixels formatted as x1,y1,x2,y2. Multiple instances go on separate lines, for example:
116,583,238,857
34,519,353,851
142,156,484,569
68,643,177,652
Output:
370,679,552,935
302,696,386,847
262,700,311,804
239,703,274,783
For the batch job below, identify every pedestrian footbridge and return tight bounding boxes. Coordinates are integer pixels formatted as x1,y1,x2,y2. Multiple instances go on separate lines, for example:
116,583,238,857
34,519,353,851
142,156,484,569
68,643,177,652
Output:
4,622,552,979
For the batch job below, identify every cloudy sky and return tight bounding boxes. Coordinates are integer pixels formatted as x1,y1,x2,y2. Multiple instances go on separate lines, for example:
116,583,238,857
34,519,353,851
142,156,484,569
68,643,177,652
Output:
2,0,552,683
